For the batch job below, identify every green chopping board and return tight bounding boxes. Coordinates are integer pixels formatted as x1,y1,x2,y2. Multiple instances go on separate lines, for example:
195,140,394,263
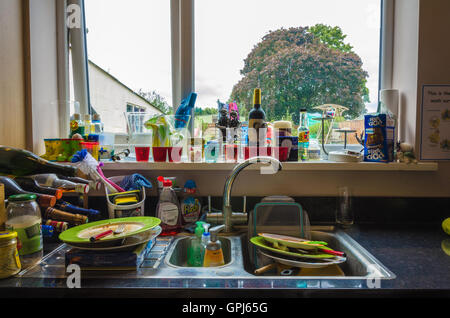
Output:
59,216,160,245
250,236,333,260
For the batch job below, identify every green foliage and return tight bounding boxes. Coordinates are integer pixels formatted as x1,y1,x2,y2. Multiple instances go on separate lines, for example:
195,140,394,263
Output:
308,24,353,53
194,107,218,116
230,25,370,123
137,89,172,114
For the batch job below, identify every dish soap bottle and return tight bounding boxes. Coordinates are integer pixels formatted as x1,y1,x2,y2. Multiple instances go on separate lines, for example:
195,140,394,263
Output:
180,180,202,225
187,221,206,267
203,225,225,267
156,176,181,236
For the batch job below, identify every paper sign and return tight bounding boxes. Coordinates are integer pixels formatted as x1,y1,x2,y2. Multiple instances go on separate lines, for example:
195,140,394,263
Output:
420,85,450,160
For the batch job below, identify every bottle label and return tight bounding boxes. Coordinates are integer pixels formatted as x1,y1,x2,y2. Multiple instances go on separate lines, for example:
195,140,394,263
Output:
158,202,179,226
248,119,266,145
203,249,225,267
298,130,310,143
6,218,43,256
181,197,201,223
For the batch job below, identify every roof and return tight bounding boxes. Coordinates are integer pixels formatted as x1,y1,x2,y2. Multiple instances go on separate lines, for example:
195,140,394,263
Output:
88,60,163,113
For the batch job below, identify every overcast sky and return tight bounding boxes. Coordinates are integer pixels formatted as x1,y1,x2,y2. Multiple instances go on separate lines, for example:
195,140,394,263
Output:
85,0,380,112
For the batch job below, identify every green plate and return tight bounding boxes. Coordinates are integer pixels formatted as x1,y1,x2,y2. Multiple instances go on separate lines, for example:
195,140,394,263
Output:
250,236,333,259
59,217,161,245
258,233,326,251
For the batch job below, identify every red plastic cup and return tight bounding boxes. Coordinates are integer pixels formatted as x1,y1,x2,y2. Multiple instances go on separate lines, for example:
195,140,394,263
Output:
258,147,272,157
224,144,238,162
168,147,182,162
244,146,258,160
135,146,150,162
152,147,168,162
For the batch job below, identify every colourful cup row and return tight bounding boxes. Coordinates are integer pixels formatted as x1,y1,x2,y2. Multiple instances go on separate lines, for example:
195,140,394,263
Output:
135,146,182,162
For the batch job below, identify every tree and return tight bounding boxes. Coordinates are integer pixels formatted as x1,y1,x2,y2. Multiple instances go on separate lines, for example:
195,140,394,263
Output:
137,89,172,114
230,25,369,122
194,107,218,116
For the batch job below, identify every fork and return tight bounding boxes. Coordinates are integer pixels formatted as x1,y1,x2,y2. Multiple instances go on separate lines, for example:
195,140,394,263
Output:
114,223,126,235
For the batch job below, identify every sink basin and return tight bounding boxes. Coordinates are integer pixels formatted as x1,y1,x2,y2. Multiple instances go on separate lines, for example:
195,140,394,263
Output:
241,230,396,279
166,237,233,268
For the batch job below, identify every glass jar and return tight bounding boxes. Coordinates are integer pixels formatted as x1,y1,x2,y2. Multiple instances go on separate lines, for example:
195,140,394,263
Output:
5,194,43,268
0,231,21,279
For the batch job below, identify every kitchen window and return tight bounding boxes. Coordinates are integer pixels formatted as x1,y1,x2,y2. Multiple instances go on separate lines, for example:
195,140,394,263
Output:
68,0,391,158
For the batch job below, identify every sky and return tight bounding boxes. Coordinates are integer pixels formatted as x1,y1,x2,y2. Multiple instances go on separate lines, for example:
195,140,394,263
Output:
85,0,381,113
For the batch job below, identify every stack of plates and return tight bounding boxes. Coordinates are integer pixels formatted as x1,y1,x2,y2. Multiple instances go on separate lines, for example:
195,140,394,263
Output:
59,217,161,251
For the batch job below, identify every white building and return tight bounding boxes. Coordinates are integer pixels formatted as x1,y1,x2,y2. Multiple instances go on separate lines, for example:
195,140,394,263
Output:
71,60,163,134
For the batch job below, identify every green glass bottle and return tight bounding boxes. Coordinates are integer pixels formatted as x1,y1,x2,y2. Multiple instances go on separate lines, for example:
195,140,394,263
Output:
248,88,266,148
0,146,77,177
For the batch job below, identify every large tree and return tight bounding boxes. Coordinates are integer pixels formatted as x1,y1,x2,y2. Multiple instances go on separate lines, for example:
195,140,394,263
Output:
230,25,369,122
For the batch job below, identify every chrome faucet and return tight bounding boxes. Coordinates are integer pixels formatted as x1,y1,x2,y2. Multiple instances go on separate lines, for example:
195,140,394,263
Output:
222,156,282,233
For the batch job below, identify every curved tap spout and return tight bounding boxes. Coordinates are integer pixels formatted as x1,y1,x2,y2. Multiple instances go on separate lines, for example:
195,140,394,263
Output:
222,156,282,232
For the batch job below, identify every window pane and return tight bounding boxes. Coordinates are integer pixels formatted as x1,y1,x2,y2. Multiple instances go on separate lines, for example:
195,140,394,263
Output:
83,0,169,134
195,0,381,147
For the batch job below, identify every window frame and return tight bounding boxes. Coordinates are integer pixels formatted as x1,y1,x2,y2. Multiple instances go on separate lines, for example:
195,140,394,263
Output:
68,0,392,147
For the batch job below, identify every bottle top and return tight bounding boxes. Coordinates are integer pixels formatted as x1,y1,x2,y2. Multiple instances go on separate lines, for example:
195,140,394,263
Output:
8,194,37,202
73,113,81,121
253,88,261,105
84,114,91,121
92,113,101,122
300,108,307,112
194,221,205,238
157,176,172,187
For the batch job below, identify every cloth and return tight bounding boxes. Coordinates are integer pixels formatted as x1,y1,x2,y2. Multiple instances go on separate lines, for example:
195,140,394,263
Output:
119,174,153,191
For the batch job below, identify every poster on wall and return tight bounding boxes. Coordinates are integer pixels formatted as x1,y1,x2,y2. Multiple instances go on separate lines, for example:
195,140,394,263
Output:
420,84,450,160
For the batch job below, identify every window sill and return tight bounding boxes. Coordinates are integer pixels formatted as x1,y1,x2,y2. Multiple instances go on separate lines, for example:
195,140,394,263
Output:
96,160,438,172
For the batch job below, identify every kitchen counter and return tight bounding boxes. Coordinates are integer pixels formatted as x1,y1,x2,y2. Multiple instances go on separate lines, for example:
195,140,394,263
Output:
0,224,449,298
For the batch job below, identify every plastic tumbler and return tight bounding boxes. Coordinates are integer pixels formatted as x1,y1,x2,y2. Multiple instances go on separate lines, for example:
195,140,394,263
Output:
135,146,150,162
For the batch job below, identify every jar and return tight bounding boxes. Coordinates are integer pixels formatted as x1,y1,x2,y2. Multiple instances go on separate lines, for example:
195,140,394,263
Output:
0,231,22,278
5,194,43,268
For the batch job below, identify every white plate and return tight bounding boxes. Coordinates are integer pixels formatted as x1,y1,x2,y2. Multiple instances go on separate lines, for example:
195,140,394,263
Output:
260,250,346,269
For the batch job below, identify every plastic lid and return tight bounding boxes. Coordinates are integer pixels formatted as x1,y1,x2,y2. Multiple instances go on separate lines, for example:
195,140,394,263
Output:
300,108,307,112
184,179,197,190
158,176,172,187
84,114,91,121
8,194,37,202
0,231,18,240
73,113,81,120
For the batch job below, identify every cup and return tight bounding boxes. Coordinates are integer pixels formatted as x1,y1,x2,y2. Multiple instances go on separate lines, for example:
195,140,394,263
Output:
335,186,354,228
135,146,150,162
152,147,167,162
224,144,238,162
168,146,182,162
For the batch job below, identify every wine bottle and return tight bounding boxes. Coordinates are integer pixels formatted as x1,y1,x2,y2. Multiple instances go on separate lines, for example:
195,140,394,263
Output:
43,219,68,232
44,207,88,225
0,176,56,208
57,175,101,191
14,177,63,200
0,146,78,177
55,200,100,218
31,174,89,194
248,88,267,148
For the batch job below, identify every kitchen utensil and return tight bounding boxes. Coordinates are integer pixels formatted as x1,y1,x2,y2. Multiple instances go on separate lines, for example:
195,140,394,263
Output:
59,216,161,247
250,236,332,259
89,229,113,242
114,223,126,235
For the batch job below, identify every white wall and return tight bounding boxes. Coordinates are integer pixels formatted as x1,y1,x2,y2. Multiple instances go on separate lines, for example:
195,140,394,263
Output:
86,63,162,133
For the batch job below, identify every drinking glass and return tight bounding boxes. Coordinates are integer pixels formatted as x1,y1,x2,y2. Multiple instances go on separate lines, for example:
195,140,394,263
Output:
336,186,354,228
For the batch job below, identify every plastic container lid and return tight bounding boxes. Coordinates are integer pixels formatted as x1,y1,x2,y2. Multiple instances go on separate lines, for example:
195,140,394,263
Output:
8,194,37,202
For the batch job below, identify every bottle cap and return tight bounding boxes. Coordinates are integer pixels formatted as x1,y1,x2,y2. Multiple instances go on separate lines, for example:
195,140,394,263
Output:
300,108,307,112
195,221,205,238
73,113,81,120
38,195,56,208
92,113,101,121
8,194,37,202
253,88,261,105
84,114,91,121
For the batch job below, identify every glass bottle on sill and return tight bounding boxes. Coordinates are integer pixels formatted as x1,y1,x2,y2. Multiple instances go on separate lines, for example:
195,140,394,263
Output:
298,108,310,161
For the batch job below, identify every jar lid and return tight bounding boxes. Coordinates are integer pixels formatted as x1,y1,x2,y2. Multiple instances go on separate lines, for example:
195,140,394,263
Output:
8,194,37,202
0,231,18,240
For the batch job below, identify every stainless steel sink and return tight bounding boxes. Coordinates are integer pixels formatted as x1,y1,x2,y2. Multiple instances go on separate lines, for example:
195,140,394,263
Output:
166,237,233,268
240,230,396,279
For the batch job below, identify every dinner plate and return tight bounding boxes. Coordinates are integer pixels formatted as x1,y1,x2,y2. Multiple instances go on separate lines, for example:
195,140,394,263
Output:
65,226,162,251
250,236,333,259
59,216,161,246
259,250,346,269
